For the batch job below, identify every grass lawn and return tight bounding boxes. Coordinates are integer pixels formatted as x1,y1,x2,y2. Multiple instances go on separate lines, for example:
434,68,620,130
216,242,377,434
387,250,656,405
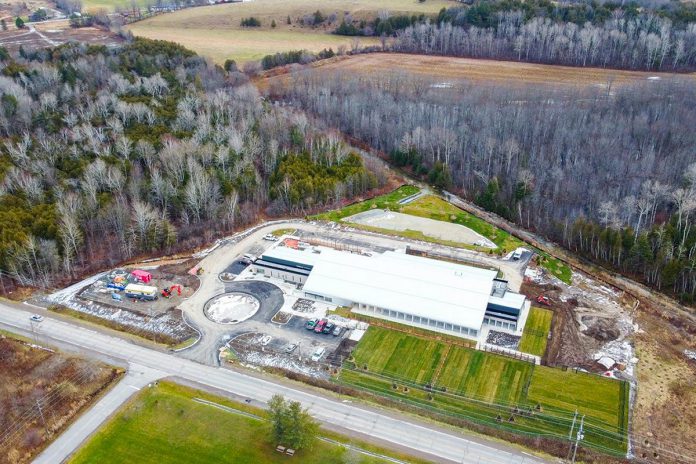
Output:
312,184,419,222
535,251,573,285
436,347,533,404
340,327,629,454
69,382,423,464
351,326,446,385
271,227,297,237
527,366,628,430
518,307,553,357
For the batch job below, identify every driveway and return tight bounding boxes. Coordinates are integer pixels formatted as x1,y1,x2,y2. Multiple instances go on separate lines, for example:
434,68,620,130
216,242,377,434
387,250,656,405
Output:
176,219,530,365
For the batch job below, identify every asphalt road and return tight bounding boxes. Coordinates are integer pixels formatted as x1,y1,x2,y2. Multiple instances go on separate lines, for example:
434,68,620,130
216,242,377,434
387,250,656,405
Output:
0,304,547,464
34,364,165,464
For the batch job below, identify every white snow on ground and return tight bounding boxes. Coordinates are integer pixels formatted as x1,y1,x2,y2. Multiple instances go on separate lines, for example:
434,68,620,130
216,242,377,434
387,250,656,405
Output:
594,340,636,376
349,329,366,341
205,293,260,324
241,351,327,378
524,267,542,283
344,209,497,249
47,272,107,304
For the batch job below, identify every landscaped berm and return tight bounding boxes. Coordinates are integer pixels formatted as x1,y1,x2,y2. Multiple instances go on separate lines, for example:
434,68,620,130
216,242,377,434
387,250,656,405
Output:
339,327,629,455
68,382,429,464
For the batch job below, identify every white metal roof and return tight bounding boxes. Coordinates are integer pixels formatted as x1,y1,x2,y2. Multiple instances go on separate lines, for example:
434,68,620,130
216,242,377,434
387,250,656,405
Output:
261,245,322,267
303,249,497,330
488,291,526,310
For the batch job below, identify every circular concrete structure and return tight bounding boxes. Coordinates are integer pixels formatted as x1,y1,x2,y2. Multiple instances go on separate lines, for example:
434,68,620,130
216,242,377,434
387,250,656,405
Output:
204,292,260,324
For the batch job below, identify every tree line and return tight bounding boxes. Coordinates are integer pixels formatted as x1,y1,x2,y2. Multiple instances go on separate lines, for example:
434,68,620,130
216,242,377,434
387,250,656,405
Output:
0,39,383,289
392,12,696,71
277,71,696,303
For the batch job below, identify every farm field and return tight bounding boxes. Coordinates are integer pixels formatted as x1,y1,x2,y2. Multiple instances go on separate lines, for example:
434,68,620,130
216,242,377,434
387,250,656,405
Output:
125,0,452,63
69,382,421,464
518,307,553,357
341,326,629,454
300,53,696,87
0,332,120,464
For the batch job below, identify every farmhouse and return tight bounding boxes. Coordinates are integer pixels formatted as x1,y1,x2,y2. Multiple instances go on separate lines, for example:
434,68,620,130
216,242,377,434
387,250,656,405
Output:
252,240,528,340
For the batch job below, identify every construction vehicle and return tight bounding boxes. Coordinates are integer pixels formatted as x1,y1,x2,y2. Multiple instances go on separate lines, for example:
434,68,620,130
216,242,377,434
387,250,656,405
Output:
161,284,182,298
536,295,551,306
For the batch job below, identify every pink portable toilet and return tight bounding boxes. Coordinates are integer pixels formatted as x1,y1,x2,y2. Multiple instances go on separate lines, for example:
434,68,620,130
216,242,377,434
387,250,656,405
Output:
131,270,152,283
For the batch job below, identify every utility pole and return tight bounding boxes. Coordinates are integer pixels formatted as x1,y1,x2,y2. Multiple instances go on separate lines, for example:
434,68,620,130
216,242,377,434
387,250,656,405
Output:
36,399,49,437
29,320,38,345
567,409,578,459
571,415,585,464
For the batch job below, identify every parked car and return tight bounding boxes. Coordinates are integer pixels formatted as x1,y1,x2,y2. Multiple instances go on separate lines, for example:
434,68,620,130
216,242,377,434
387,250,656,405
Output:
314,319,327,333
322,322,335,334
332,326,343,337
262,234,278,241
311,346,326,362
305,319,318,330
284,343,297,353
512,250,522,260
29,314,44,322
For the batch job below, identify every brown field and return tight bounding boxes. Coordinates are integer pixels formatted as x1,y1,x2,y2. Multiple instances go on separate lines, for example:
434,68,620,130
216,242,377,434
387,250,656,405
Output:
0,20,122,54
289,52,696,87
0,332,121,464
631,310,696,463
125,0,453,63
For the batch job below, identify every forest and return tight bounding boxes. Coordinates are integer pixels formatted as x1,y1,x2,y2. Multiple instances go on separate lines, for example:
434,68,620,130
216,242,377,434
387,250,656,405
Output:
0,39,381,288
278,71,696,302
392,12,696,70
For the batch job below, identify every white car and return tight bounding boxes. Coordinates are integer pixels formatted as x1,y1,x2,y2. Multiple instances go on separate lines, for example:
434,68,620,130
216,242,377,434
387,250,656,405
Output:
30,314,44,322
311,346,326,362
262,234,278,241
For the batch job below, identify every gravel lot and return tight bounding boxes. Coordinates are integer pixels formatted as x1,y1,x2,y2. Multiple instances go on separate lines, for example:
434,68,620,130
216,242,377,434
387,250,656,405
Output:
345,209,497,248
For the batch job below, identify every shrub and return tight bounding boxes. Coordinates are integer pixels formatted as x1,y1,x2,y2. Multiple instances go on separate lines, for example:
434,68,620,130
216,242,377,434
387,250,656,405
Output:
240,16,261,27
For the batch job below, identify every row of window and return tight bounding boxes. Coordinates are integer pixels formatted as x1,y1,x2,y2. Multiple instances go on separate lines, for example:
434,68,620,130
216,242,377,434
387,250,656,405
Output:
483,317,517,331
357,302,478,337
254,266,307,284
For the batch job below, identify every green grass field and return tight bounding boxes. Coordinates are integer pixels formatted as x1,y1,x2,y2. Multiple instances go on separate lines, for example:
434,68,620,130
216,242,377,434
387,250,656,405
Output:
69,382,425,464
313,184,419,222
341,327,629,454
436,347,533,404
351,326,447,384
124,0,452,63
518,307,553,357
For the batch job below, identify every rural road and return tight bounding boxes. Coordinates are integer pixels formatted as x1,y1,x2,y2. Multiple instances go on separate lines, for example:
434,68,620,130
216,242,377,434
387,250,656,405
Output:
33,364,165,464
0,303,548,464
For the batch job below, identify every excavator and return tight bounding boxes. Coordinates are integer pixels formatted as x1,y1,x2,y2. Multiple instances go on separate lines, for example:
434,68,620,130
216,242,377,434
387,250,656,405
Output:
161,284,182,298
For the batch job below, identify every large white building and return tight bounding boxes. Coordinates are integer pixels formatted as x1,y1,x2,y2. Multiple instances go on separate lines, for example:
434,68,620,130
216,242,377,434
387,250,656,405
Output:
252,240,528,340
